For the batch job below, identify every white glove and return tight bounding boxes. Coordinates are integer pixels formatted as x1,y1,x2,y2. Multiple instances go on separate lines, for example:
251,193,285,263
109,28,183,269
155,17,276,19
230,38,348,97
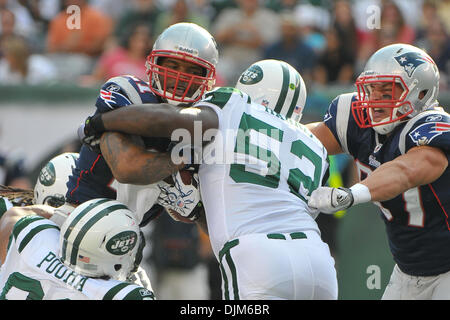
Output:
308,184,371,214
127,266,153,291
157,171,201,222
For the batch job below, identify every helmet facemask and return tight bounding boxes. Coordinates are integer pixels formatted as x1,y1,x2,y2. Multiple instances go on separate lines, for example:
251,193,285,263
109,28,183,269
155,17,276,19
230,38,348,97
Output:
352,75,413,134
146,50,216,105
351,44,440,135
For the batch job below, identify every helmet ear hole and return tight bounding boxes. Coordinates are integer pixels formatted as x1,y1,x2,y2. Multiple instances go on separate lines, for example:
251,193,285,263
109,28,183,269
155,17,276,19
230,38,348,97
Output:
419,90,428,100
114,264,122,271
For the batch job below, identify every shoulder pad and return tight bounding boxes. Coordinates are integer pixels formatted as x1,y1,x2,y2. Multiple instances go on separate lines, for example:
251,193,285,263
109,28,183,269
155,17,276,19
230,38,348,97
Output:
323,92,357,154
95,75,155,112
201,87,246,109
399,109,450,154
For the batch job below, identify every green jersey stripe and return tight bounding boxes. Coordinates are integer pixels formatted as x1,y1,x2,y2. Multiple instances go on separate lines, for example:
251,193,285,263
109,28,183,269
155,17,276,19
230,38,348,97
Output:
273,63,289,114
286,72,301,118
18,224,59,253
0,198,12,220
103,283,130,300
70,204,128,265
12,216,45,240
61,198,110,262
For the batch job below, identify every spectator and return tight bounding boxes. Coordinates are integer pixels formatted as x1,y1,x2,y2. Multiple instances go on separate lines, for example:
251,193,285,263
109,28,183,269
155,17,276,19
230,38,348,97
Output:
357,0,415,72
417,19,450,91
263,12,316,84
212,0,281,84
0,0,38,41
114,0,160,41
313,29,355,85
0,35,57,85
153,0,210,36
415,0,438,41
46,0,113,57
332,0,359,67
80,24,152,86
0,8,16,49
437,0,450,35
294,3,328,54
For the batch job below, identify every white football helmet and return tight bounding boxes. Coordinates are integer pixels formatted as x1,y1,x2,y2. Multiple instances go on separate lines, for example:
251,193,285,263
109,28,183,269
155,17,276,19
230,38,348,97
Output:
59,198,144,281
235,59,307,122
146,22,219,105
33,153,78,207
352,43,440,134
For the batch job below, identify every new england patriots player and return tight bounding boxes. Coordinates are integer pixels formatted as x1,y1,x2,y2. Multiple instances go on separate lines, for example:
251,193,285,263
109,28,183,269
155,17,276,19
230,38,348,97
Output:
307,44,450,299
78,59,339,300
67,23,218,226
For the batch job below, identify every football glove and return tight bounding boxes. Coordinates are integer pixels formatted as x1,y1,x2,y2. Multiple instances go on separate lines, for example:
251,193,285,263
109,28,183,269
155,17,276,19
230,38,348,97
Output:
308,186,354,214
78,114,105,153
157,171,201,222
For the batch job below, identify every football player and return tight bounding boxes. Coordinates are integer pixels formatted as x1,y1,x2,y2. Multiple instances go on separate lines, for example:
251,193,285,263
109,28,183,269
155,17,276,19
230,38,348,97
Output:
0,154,153,299
0,197,154,300
79,60,338,300
67,22,219,226
307,43,450,299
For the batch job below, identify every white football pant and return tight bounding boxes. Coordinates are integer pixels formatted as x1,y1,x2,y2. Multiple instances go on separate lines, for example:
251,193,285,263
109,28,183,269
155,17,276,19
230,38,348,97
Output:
218,231,338,300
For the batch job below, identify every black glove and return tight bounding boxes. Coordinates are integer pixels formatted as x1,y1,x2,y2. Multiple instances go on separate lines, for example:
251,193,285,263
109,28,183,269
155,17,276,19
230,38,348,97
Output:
77,114,105,153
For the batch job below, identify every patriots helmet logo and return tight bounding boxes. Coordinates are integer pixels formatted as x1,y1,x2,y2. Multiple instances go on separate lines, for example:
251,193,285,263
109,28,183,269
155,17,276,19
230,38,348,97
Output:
394,52,433,77
408,122,450,146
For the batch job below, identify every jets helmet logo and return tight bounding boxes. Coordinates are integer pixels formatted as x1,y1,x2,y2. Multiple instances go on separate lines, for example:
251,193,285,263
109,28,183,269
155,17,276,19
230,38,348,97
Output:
239,65,263,85
106,231,138,255
39,162,56,186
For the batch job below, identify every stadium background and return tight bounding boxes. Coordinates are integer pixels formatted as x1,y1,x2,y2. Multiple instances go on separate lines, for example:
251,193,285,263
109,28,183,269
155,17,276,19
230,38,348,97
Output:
0,0,449,300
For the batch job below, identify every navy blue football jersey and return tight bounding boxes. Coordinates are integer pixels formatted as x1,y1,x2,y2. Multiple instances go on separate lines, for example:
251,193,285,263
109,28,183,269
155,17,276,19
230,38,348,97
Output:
324,92,450,276
66,75,168,224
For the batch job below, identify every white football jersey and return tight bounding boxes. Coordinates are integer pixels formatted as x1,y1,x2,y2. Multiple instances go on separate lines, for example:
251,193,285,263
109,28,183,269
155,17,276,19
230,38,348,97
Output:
194,87,329,257
0,215,154,300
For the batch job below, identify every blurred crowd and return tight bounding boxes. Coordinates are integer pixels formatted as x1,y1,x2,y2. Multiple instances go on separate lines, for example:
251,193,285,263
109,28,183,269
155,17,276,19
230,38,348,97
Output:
0,0,448,91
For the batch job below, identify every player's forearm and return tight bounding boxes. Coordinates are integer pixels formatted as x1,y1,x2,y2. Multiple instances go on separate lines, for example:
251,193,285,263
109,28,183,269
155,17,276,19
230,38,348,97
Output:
99,104,183,138
360,146,447,202
88,104,218,141
100,132,184,184
360,161,417,202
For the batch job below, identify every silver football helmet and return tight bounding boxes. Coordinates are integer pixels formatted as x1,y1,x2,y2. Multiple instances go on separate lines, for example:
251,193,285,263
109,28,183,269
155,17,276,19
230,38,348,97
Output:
60,198,144,281
235,59,307,122
33,153,78,208
146,22,219,105
352,43,440,134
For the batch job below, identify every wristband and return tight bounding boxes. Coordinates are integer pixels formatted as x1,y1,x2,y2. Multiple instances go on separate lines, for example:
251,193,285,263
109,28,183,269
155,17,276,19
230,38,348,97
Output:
350,183,371,205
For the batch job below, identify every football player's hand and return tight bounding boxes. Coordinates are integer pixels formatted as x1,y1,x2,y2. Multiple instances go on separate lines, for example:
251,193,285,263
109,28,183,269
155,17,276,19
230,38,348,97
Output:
157,171,201,222
308,186,354,214
77,114,105,153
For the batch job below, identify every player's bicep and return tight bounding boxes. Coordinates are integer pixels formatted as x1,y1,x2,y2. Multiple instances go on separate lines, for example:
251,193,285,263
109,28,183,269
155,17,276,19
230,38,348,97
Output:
308,122,343,155
404,145,448,185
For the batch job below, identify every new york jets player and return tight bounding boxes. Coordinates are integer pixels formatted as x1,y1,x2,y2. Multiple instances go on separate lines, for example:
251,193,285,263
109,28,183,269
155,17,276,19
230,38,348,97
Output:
67,22,219,226
307,44,450,299
0,197,154,300
79,60,338,300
